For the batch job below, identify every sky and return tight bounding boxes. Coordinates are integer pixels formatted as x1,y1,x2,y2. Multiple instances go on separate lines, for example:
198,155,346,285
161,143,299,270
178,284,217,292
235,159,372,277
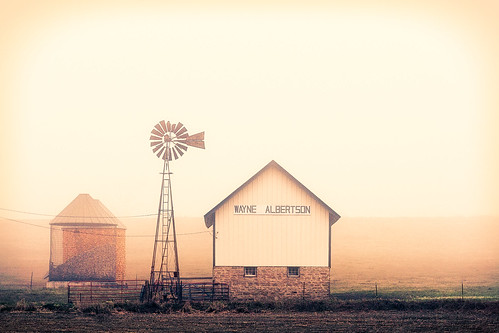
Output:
1,0,498,219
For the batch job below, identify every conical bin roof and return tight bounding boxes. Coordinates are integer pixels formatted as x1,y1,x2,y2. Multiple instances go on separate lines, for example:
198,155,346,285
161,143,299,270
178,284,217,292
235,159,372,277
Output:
50,193,126,229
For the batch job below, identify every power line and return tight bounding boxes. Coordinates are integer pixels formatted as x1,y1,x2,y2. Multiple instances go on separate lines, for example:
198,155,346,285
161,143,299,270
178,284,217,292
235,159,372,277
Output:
0,216,210,238
0,207,156,219
1,217,50,230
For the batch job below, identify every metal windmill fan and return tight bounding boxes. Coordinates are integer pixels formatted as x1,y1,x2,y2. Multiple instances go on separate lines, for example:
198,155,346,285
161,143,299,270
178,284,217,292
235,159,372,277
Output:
146,120,205,302
150,120,205,161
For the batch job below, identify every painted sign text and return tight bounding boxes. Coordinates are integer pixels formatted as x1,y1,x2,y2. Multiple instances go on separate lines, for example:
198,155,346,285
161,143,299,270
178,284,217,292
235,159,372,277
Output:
233,205,311,215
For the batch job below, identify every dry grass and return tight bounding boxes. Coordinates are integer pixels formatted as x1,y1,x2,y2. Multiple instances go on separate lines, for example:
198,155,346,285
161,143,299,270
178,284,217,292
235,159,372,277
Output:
1,308,498,332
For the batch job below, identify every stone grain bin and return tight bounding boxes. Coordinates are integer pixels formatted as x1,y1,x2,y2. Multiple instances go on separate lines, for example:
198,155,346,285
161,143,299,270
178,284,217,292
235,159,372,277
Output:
48,194,126,282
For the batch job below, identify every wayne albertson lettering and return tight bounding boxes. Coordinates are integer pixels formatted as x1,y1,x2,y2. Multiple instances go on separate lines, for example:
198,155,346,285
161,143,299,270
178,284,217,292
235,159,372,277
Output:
233,205,257,214
233,205,311,215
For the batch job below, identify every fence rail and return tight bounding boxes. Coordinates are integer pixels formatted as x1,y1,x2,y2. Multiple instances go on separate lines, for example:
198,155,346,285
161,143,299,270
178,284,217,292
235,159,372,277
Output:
182,282,229,302
68,280,146,305
67,279,229,304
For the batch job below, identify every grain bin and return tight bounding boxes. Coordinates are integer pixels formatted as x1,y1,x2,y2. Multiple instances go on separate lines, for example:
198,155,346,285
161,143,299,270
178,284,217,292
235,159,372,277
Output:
48,194,126,282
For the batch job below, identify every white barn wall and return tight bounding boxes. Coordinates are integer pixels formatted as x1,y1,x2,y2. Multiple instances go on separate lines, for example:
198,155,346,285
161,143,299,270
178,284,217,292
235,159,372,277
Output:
214,166,330,267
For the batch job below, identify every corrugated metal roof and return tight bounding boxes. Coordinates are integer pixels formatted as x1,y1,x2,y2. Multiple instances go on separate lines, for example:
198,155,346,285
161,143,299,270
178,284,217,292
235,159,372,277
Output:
50,193,126,229
204,160,340,228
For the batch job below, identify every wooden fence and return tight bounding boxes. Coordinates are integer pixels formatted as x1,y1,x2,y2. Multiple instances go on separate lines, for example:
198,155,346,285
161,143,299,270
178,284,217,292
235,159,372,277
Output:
68,280,145,305
181,280,229,302
68,278,229,304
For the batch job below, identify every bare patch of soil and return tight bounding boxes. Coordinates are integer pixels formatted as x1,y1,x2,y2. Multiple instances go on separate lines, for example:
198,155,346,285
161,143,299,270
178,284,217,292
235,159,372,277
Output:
2,310,498,332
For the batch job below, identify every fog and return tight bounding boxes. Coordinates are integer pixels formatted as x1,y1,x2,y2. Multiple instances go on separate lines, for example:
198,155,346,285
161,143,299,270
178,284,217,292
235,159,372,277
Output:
1,216,497,291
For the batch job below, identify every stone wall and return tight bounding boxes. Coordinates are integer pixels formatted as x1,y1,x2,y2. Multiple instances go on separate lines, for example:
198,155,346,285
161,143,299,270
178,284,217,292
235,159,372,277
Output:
213,266,330,301
50,227,126,281
115,229,126,281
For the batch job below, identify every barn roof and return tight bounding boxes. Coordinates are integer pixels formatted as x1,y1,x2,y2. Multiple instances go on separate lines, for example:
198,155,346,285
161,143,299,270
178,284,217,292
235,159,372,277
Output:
50,193,126,229
204,160,340,228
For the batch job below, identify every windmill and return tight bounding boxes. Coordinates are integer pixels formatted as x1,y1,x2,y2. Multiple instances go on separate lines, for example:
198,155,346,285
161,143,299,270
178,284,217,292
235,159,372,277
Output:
147,120,205,301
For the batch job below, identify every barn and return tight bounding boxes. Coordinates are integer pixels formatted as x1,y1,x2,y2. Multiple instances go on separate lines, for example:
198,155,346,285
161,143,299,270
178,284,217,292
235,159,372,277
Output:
204,160,340,301
48,194,126,283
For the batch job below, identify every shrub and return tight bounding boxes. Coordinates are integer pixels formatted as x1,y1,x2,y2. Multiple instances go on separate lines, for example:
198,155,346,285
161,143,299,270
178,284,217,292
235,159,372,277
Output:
80,302,114,315
0,304,13,312
180,301,194,313
15,299,37,312
41,302,74,312
206,301,227,313
293,300,329,312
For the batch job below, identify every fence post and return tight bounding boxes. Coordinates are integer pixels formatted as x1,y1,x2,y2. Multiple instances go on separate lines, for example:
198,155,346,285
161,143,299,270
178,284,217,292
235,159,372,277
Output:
375,282,378,298
67,285,70,304
90,282,93,303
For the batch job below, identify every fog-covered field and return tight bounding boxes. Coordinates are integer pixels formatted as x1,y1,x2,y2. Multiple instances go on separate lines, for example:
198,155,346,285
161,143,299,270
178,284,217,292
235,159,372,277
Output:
1,216,498,294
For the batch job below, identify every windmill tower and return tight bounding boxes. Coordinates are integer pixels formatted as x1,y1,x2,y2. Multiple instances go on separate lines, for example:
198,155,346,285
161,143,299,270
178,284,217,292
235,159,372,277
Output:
147,120,205,301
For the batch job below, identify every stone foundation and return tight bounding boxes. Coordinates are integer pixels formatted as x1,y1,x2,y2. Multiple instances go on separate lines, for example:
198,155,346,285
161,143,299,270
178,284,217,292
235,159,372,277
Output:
213,266,330,301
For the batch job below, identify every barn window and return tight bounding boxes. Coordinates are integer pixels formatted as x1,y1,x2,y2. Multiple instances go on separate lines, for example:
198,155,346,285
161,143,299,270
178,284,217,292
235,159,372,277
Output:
288,267,300,277
244,267,257,277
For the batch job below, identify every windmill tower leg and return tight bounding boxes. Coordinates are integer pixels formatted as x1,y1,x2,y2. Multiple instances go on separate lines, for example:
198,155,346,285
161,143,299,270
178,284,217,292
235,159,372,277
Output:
149,151,181,301
147,120,204,302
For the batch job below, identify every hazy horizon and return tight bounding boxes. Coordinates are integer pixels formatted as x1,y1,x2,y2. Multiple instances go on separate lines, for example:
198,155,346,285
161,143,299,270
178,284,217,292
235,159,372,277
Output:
1,216,497,292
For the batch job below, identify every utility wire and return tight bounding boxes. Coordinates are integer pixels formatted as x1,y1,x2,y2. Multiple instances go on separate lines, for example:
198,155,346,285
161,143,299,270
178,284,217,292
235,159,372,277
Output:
0,207,156,219
1,216,50,230
0,216,210,238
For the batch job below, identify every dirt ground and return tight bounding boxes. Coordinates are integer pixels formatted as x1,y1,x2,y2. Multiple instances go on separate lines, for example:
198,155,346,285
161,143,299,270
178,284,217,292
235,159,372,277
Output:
2,310,498,332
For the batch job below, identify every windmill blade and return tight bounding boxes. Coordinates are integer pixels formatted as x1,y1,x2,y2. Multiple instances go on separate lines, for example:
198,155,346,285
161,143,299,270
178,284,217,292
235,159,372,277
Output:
177,132,189,139
167,121,172,132
176,126,188,137
174,146,184,157
156,146,166,159
152,143,164,153
168,148,173,161
150,140,162,147
172,147,179,160
176,143,188,151
174,122,184,133
154,124,165,135
159,120,167,133
171,123,177,133
151,128,163,137
174,122,185,134
150,134,162,141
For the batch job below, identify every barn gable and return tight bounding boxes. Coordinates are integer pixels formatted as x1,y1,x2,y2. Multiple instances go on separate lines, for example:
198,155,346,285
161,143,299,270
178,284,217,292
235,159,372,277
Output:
204,160,340,228
204,160,340,268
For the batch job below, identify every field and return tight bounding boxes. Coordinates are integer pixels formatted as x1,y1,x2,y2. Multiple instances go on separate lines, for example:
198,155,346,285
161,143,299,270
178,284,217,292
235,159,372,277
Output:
2,309,498,333
1,288,498,332
1,287,498,332
1,216,498,331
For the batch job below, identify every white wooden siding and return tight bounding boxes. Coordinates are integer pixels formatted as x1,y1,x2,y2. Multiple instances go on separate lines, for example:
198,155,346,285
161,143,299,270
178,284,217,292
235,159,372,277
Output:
214,165,330,267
